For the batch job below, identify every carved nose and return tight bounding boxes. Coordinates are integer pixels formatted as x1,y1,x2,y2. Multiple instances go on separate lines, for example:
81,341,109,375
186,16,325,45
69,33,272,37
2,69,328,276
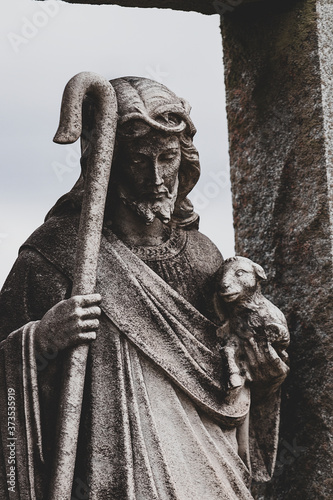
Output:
220,282,230,293
153,161,164,186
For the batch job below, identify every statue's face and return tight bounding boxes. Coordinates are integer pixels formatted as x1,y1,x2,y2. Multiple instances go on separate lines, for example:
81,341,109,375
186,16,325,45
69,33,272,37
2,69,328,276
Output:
115,130,181,224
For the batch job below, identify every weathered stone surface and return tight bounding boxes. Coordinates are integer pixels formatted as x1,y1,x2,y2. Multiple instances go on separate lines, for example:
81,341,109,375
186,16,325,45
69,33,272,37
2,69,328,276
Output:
14,0,333,496
221,0,333,498
1,76,287,498
317,0,333,243
215,256,290,397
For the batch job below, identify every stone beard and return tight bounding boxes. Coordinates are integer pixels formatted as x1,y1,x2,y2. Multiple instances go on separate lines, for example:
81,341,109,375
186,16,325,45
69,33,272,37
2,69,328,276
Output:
117,176,179,225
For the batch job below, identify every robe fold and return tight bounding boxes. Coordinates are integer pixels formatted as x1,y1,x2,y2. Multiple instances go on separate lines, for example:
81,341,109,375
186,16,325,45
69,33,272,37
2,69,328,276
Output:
0,215,280,499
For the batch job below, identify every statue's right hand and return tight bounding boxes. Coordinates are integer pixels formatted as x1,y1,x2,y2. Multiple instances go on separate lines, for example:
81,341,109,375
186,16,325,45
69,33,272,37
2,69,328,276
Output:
34,294,101,353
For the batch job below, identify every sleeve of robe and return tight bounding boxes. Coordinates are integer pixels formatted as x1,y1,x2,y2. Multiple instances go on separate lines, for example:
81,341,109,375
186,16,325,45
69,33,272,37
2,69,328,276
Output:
0,248,72,499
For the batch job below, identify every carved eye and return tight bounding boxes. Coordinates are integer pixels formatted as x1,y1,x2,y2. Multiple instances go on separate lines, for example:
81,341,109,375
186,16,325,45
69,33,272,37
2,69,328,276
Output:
131,155,147,165
159,153,176,162
235,270,246,277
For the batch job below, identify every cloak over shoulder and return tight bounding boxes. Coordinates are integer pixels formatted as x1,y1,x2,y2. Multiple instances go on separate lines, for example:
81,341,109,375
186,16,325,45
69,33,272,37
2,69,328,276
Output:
0,215,280,499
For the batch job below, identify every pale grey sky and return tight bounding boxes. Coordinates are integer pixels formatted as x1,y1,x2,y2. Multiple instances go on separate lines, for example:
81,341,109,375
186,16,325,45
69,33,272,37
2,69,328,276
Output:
1,0,235,287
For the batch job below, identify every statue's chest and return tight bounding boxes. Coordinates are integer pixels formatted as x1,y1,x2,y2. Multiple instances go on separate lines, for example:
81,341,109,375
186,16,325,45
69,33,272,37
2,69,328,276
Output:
142,252,216,321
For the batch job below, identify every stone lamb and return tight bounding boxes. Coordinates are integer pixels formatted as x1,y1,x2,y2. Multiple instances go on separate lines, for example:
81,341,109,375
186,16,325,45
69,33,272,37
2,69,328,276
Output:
214,256,290,393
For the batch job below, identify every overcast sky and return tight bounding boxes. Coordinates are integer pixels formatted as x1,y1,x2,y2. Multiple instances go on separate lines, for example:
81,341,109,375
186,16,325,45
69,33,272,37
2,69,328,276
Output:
1,0,234,287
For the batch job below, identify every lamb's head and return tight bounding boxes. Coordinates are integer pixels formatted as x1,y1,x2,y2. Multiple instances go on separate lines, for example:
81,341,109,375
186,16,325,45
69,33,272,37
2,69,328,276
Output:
218,256,267,305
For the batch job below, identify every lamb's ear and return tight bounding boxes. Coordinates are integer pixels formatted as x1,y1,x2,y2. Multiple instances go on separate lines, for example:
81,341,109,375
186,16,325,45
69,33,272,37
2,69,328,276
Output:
254,263,267,281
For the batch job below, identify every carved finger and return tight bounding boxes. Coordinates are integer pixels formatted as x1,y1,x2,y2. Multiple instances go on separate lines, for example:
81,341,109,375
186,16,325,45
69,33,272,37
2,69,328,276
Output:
72,294,102,307
266,344,287,371
80,319,100,332
66,332,97,348
279,349,289,364
248,337,266,364
273,358,290,379
266,342,280,361
79,306,102,319
263,344,289,379
245,338,282,382
77,332,97,342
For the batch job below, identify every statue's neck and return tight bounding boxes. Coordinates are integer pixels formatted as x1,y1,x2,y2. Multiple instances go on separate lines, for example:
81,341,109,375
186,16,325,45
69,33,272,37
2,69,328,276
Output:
106,201,170,247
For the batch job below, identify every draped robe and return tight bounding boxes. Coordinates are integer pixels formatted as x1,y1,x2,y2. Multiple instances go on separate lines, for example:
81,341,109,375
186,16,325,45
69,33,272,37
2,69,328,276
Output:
0,215,280,499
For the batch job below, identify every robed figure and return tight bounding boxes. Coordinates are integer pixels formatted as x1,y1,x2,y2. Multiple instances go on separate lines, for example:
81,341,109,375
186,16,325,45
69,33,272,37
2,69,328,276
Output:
0,77,288,499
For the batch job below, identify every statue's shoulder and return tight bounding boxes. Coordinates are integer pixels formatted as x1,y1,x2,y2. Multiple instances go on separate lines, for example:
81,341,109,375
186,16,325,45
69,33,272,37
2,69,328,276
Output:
184,228,223,274
20,215,79,278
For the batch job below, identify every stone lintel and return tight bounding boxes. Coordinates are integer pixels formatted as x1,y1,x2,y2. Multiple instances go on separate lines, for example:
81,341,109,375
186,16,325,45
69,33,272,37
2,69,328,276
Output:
37,0,267,16
39,0,218,15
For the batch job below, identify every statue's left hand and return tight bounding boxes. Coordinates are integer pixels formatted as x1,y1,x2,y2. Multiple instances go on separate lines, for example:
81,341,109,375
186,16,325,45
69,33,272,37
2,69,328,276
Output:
244,336,289,398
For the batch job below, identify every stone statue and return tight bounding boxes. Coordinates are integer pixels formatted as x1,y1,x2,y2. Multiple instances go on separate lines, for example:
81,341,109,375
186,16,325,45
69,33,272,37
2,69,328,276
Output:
0,74,289,499
214,256,289,396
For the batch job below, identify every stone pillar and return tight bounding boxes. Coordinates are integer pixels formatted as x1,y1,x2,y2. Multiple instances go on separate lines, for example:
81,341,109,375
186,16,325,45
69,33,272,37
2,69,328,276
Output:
221,0,333,498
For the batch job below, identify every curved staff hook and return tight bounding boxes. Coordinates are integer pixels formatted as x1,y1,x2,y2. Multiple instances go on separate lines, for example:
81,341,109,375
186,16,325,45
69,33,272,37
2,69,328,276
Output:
49,72,117,500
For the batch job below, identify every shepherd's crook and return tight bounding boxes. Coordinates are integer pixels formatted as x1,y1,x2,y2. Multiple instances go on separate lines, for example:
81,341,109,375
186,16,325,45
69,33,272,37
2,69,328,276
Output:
49,72,117,500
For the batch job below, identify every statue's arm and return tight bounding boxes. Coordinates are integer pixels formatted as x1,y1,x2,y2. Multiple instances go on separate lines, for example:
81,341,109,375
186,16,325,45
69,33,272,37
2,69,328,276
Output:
0,248,101,477
0,248,71,340
0,248,75,483
0,246,101,350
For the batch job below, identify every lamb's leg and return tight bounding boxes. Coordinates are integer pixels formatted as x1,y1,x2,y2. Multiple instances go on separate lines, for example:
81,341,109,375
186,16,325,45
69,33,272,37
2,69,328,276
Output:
220,345,243,389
